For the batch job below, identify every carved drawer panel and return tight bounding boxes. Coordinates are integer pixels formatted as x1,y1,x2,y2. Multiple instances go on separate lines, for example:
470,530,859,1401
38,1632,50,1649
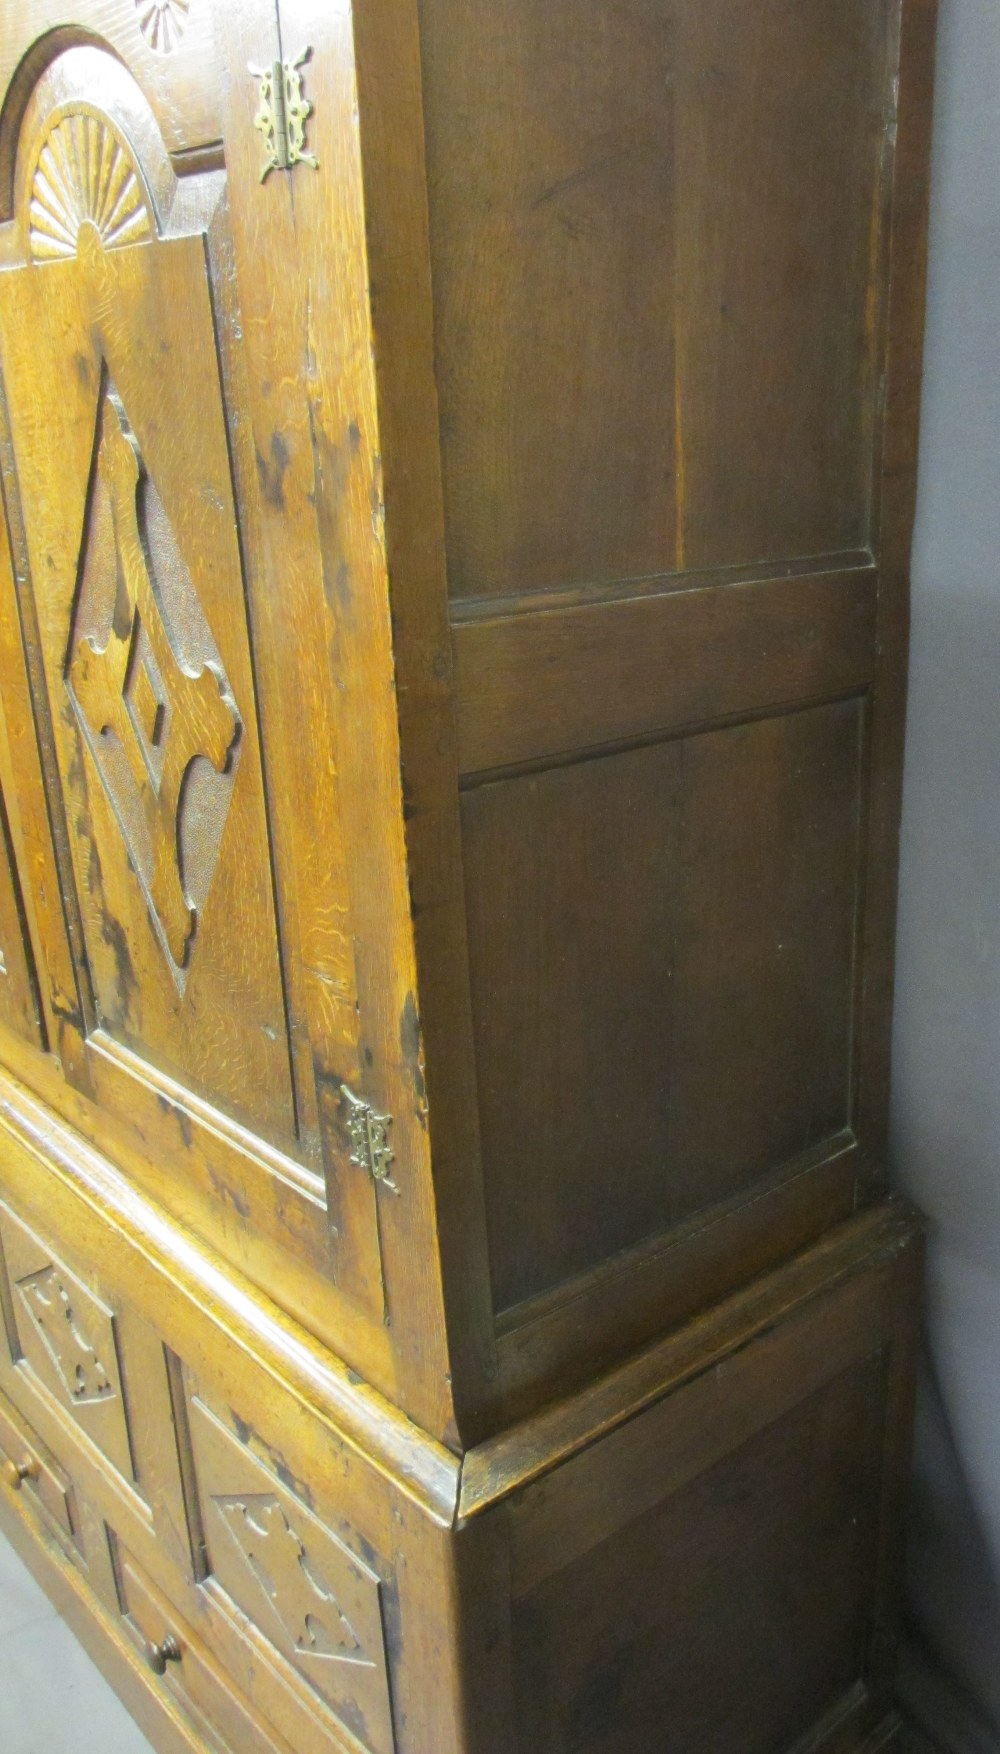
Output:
0,1201,134,1481
188,1393,396,1754
0,1375,126,1619
0,1380,77,1545
0,1199,194,1588
117,1542,290,1754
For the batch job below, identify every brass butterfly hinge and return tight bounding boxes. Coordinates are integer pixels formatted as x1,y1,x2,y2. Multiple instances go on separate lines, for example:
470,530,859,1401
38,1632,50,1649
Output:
343,1089,398,1194
250,47,317,181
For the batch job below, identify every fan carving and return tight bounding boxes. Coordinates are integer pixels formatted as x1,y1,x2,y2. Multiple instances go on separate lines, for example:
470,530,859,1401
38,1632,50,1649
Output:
29,114,152,262
136,0,190,55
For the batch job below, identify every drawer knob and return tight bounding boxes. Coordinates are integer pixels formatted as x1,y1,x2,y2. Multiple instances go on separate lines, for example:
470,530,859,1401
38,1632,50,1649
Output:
145,1634,182,1676
3,1456,36,1491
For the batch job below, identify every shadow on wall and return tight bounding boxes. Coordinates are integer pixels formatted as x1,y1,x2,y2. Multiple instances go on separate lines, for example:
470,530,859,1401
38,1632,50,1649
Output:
897,1360,1000,1753
894,596,1000,1750
890,1,1000,1745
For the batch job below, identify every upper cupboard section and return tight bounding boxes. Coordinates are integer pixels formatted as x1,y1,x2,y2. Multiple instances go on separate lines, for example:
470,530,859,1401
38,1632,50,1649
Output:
418,0,896,603
0,13,437,1409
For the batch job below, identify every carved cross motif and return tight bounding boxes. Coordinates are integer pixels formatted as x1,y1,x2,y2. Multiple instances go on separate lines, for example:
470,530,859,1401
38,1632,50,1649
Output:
213,1495,375,1668
66,383,241,979
16,1265,116,1405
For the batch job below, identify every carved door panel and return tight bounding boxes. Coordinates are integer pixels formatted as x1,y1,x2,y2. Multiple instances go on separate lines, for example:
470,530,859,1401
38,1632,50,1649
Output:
0,135,291,1139
0,5,427,1390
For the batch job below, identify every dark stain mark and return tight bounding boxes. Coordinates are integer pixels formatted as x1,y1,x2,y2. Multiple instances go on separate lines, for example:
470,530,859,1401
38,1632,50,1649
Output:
256,431,290,511
352,1528,380,1575
400,771,420,826
531,142,636,209
312,1058,351,1236
364,1045,374,1068
382,1582,405,1671
49,995,86,1037
74,354,92,389
271,1449,314,1507
174,1105,193,1151
400,991,427,1116
348,420,362,453
346,1367,363,1386
335,559,353,614
334,1696,369,1746
306,405,355,627
207,1161,250,1221
97,904,138,1021
227,1414,314,1507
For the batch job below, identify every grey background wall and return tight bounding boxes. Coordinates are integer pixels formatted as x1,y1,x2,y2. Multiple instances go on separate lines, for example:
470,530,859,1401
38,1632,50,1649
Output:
891,0,1000,1748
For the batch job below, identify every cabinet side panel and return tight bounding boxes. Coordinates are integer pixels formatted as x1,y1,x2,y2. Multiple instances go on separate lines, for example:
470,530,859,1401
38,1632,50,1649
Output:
514,1359,885,1753
465,699,863,1313
420,0,892,601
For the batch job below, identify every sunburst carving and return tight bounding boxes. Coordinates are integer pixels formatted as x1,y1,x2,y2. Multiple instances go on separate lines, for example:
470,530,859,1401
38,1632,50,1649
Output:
29,114,152,262
135,0,190,54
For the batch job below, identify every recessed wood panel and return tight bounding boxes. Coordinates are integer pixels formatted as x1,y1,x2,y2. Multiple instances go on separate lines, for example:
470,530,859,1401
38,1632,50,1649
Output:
420,0,892,600
189,1393,395,1754
462,699,863,1313
512,1355,886,1754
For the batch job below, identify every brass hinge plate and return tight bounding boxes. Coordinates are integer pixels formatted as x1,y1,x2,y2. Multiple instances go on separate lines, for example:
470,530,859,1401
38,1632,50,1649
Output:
250,47,317,181
343,1089,398,1193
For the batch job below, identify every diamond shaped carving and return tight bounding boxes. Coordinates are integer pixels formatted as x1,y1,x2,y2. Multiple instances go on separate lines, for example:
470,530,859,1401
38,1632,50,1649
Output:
0,1204,135,1485
214,1495,375,1669
66,379,242,986
16,1264,116,1406
189,1396,394,1751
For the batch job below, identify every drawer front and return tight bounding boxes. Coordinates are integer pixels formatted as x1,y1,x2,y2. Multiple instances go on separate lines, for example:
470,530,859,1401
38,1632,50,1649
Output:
0,1385,76,1545
0,1199,194,1586
117,1543,289,1754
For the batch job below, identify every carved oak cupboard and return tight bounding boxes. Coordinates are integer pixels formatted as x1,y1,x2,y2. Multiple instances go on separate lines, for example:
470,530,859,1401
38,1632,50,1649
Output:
0,1,935,1750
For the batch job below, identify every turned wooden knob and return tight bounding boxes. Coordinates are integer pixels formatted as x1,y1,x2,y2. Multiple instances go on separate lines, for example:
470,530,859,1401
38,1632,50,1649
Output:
2,1456,36,1491
145,1634,182,1675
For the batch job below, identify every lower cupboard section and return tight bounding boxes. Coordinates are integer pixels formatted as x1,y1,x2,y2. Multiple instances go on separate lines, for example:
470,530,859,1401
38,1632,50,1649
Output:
0,1122,919,1754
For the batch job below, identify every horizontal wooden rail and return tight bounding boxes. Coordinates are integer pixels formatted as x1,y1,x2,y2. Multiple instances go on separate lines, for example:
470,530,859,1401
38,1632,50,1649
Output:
452,562,878,776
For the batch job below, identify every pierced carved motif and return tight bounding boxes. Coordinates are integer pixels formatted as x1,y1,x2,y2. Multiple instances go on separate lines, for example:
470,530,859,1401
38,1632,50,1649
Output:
29,114,152,262
214,1495,375,1669
189,1395,394,1749
135,0,190,54
66,380,242,986
0,1204,136,1485
16,1265,116,1405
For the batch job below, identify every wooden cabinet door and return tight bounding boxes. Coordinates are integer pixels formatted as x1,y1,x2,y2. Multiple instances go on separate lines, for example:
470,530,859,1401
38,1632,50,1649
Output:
0,4,441,1422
